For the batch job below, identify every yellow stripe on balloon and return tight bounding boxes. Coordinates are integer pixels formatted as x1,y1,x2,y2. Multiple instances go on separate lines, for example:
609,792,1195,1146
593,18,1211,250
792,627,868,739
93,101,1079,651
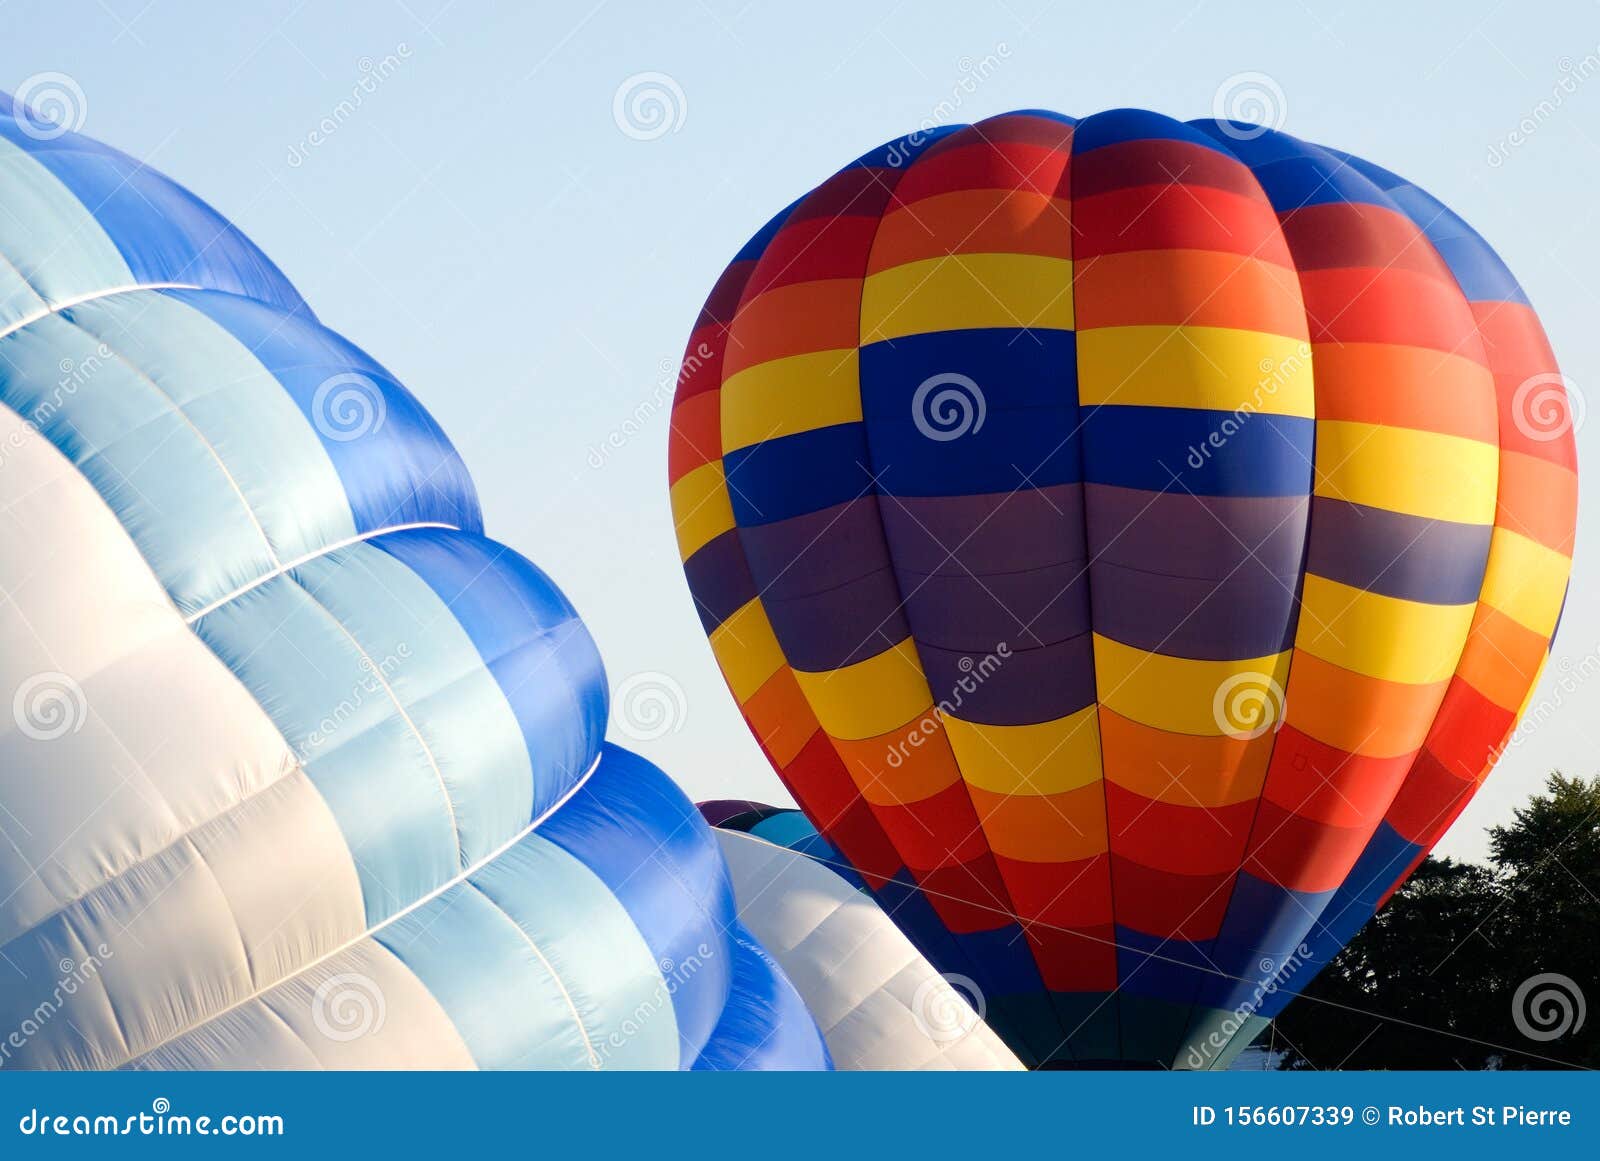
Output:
1076,326,1314,416
792,639,933,741
860,253,1074,342
669,460,735,561
1092,634,1292,737
708,599,786,703
942,706,1103,796
1314,421,1498,524
719,348,863,453
1478,527,1571,638
1296,574,1476,686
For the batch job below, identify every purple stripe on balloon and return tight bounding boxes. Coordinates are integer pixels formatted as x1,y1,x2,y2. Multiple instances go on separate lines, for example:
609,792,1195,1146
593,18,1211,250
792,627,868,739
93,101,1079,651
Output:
1089,562,1298,659
897,563,1090,653
761,568,911,671
880,486,1086,575
683,527,757,634
1084,485,1309,580
737,498,889,601
921,633,1097,725
1305,497,1491,605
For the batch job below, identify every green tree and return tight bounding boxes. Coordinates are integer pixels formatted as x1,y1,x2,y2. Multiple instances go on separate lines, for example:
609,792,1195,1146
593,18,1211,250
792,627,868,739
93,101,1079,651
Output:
1271,774,1598,1069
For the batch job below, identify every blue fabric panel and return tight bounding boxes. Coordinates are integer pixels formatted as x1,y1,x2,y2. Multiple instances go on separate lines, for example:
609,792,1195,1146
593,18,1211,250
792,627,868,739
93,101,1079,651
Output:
691,926,832,1071
373,528,607,821
1115,926,1220,1000
722,423,868,526
539,744,737,1067
1196,872,1338,1012
166,288,481,536
0,95,305,313
1083,405,1314,496
1187,123,1388,211
861,328,1080,496
1074,107,1237,158
1321,149,1530,304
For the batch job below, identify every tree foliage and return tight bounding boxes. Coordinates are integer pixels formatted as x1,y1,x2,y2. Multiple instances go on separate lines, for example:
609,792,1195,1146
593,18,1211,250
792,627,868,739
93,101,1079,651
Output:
1272,774,1599,1069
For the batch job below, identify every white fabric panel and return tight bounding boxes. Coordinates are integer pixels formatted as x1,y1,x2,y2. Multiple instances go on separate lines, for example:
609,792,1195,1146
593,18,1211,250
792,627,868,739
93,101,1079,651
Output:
0,403,368,1068
128,941,475,1070
715,830,1023,1071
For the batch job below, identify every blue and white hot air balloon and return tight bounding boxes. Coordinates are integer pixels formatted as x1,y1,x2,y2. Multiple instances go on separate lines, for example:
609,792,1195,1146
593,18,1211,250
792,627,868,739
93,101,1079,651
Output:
0,89,827,1071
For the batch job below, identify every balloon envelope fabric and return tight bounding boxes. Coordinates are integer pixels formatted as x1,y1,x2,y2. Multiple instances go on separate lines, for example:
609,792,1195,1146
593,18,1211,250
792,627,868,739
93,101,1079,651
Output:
0,92,827,1071
668,108,1578,1068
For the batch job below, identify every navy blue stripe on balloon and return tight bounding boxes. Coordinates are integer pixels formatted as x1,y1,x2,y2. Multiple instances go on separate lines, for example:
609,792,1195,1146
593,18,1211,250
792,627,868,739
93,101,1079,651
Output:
1082,405,1314,496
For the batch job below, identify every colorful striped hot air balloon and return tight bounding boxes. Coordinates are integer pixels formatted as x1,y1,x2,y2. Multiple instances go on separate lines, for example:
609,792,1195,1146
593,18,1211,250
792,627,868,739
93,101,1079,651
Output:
667,109,1578,1068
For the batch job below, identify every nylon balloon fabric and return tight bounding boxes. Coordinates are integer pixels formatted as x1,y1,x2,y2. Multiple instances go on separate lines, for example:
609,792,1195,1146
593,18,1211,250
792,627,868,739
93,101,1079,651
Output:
667,109,1577,1068
0,92,828,1071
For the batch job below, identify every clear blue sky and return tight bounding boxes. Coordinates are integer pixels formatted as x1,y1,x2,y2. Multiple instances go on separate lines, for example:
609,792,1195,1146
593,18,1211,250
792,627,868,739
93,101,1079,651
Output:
5,0,1597,862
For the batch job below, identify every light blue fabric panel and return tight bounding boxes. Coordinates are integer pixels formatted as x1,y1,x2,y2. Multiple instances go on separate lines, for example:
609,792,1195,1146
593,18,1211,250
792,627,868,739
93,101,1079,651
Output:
292,541,537,865
0,134,132,332
0,310,276,609
469,834,680,1069
192,575,458,923
377,830,674,1070
61,291,358,588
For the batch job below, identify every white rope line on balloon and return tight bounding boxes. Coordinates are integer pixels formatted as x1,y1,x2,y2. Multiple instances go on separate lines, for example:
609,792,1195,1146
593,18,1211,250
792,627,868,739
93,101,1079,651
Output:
0,282,201,342
183,521,462,623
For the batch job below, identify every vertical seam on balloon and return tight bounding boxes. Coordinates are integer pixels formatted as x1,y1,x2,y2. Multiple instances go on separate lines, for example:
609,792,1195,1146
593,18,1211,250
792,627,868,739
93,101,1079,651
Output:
59,306,285,572
463,880,602,1068
286,573,463,865
847,119,1060,1067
